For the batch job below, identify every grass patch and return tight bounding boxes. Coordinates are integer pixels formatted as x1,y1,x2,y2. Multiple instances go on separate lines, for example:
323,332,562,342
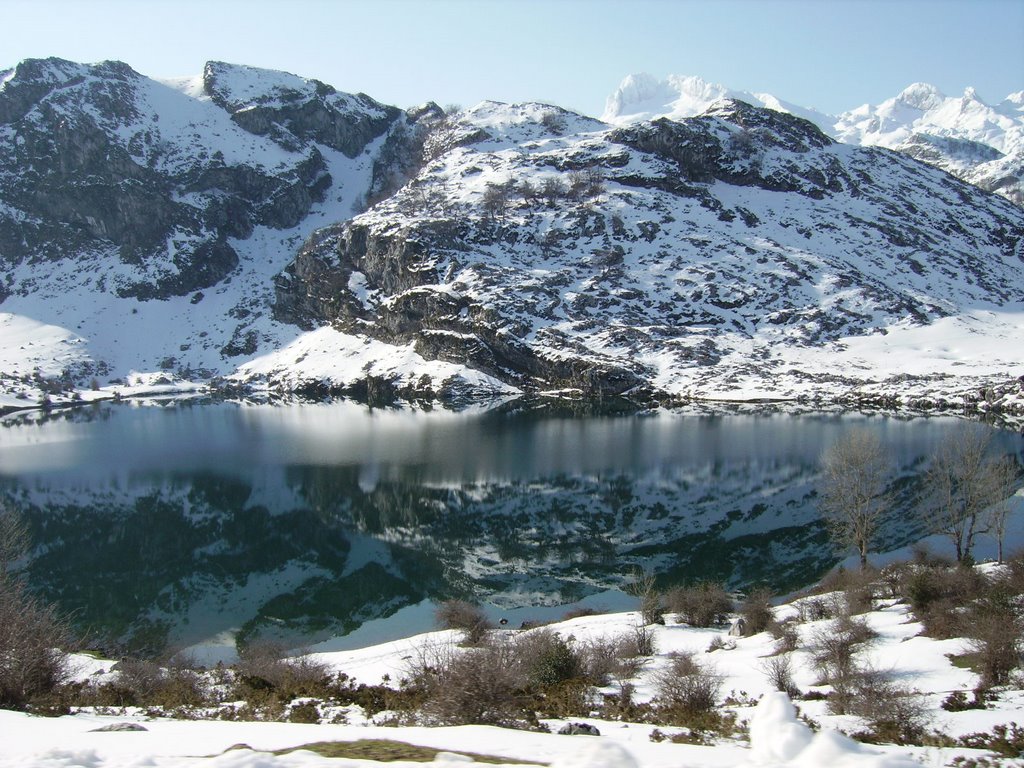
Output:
274,739,546,764
947,651,982,672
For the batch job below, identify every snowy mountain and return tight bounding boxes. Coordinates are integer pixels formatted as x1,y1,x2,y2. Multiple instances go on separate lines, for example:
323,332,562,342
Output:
1,59,1023,411
604,74,1024,206
272,98,1024,405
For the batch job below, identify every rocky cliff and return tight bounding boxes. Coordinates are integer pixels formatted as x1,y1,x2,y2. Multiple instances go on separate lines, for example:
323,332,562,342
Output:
270,99,1024,402
1,60,1022,410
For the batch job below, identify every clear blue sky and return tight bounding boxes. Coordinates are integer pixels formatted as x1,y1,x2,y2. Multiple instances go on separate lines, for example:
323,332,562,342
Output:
4,0,1022,116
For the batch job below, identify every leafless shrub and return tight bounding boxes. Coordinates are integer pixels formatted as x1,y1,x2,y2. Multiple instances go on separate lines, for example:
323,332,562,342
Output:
434,600,491,646
760,653,800,699
415,640,525,726
844,666,929,745
768,618,800,654
966,589,1022,689
577,636,623,685
233,640,332,702
654,651,724,726
809,615,877,713
667,582,733,628
0,504,72,710
739,587,775,635
539,110,566,135
102,654,207,708
615,623,656,662
906,564,986,639
797,596,835,623
706,635,730,653
879,562,908,600
567,167,605,199
540,176,567,206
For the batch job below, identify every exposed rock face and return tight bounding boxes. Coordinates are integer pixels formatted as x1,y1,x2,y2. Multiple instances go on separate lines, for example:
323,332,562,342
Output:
202,61,400,158
0,58,398,301
274,98,1024,400
1,59,1022,407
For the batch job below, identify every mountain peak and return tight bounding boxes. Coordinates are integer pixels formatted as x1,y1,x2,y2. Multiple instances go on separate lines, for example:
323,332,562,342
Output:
895,82,946,111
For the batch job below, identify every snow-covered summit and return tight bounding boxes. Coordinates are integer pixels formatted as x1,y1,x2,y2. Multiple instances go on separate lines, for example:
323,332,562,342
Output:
604,73,1024,205
1,58,1023,412
602,73,833,133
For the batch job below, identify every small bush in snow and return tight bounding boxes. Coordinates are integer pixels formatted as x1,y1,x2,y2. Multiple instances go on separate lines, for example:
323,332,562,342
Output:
233,640,333,704
739,587,775,635
760,653,800,699
809,614,877,713
434,600,491,646
845,667,929,745
957,722,1024,758
515,630,582,689
966,587,1022,689
654,651,723,726
667,582,733,628
767,618,800,654
625,569,665,626
796,596,834,623
408,638,524,726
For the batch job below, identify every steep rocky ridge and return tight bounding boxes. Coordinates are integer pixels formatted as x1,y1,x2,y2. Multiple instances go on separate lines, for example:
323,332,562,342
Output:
1,59,1022,410
0,58,396,300
273,98,1024,401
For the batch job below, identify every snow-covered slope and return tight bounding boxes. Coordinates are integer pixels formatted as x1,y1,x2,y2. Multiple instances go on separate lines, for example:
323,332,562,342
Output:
605,74,1024,206
276,96,1024,404
1,60,1023,411
5,563,1024,767
0,58,509,409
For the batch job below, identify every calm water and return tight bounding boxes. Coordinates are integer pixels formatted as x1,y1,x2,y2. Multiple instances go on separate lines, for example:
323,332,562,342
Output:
0,400,1019,658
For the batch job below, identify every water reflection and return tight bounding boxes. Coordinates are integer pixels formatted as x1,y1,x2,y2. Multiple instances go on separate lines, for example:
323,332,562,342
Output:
0,401,1019,655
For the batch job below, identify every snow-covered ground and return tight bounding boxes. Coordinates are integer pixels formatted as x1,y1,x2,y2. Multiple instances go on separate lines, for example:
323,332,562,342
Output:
3,565,1023,768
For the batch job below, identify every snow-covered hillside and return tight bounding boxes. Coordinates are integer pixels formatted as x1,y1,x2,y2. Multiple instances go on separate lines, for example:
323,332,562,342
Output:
4,556,1024,767
1,60,1023,411
604,74,1024,206
275,97,1024,404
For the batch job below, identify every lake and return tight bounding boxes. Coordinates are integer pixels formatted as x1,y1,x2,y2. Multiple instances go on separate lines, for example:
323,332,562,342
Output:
0,399,1019,660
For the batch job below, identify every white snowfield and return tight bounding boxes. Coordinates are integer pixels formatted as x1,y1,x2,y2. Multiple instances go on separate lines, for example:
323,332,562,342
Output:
3,580,1022,768
603,73,1024,157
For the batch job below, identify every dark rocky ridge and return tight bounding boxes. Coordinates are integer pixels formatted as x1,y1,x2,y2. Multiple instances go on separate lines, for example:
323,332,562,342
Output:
0,58,398,300
273,99,1024,399
1,60,1022,407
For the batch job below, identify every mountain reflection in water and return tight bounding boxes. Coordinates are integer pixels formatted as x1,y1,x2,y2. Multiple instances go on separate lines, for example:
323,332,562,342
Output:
1,401,1019,656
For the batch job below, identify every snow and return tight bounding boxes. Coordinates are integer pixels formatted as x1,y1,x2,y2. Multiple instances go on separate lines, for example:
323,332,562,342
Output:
602,73,834,132
2,61,1022,412
6,583,1020,766
234,325,515,397
604,72,1023,159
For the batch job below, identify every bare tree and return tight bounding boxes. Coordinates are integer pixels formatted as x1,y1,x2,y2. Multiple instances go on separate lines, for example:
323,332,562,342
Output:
987,454,1020,564
0,503,71,709
480,183,509,223
0,501,29,578
926,425,1019,563
624,568,663,626
818,431,891,569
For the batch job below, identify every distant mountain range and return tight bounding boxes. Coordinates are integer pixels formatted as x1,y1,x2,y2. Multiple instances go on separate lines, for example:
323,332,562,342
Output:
0,59,1021,412
604,74,1024,206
